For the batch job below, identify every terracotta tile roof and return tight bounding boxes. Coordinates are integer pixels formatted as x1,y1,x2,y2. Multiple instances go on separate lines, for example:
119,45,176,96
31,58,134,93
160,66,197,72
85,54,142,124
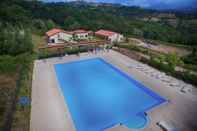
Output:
46,28,73,36
64,31,74,35
95,29,117,37
46,28,63,37
72,29,90,34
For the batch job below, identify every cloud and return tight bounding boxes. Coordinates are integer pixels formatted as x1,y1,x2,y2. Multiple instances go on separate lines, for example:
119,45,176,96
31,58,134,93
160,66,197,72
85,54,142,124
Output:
43,0,197,9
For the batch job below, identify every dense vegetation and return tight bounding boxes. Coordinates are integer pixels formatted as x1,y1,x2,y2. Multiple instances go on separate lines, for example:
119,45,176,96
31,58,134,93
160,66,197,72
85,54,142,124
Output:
0,0,197,46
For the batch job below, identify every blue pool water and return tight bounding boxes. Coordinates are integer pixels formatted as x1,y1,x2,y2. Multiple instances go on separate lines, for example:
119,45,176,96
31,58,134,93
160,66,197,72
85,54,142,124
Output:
54,58,166,131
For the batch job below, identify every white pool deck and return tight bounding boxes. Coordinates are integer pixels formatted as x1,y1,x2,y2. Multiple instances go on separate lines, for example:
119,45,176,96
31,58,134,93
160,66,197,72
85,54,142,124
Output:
31,50,197,131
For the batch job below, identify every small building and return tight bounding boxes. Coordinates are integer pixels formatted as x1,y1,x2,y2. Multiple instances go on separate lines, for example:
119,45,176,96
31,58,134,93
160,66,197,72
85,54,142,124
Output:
46,28,73,44
95,29,124,43
72,29,92,40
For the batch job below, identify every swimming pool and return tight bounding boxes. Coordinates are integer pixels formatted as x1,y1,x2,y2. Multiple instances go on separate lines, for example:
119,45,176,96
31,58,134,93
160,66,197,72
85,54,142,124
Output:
54,58,166,131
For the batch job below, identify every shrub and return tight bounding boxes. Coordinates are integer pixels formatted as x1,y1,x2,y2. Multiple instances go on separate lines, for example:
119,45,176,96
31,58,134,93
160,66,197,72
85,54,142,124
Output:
65,47,80,54
166,53,182,69
0,53,34,73
174,71,197,86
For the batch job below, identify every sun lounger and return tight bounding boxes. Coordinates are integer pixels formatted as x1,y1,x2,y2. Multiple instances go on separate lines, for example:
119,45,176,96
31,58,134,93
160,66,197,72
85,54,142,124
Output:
139,68,147,71
161,77,171,83
150,72,158,77
136,66,143,69
155,74,163,79
180,85,193,93
144,70,153,74
169,82,179,87
156,121,179,131
127,65,135,68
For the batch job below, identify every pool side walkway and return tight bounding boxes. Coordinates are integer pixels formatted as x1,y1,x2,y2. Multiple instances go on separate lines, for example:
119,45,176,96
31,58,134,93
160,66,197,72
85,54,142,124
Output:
31,50,197,131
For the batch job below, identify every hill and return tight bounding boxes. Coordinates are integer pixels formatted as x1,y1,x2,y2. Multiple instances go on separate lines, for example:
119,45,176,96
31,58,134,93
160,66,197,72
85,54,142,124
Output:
0,0,197,46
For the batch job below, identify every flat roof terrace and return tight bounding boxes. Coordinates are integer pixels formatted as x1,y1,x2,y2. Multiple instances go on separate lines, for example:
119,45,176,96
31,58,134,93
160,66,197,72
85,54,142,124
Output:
31,50,197,131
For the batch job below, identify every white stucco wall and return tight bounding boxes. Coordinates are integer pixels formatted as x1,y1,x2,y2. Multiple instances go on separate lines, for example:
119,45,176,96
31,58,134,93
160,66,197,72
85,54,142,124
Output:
59,32,73,42
48,32,73,44
75,33,89,40
117,34,124,42
108,34,124,43
48,34,61,44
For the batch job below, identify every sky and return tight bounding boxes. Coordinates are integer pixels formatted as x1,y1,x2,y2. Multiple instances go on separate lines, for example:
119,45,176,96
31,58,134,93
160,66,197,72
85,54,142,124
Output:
42,0,197,10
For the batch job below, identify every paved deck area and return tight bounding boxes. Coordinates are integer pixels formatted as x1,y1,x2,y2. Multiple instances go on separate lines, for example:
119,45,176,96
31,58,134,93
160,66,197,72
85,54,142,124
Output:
31,50,197,131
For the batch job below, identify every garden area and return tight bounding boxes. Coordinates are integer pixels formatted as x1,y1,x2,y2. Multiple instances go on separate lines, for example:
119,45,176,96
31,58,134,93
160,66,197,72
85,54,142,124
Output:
0,25,34,131
0,54,34,131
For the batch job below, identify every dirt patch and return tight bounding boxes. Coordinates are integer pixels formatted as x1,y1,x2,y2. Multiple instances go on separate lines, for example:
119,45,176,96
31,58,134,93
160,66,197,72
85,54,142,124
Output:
113,48,150,61
129,38,190,56
0,73,17,130
154,44,190,56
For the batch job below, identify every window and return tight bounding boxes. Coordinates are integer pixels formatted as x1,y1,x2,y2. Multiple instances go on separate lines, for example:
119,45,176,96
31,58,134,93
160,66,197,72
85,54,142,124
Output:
51,39,55,43
49,39,54,43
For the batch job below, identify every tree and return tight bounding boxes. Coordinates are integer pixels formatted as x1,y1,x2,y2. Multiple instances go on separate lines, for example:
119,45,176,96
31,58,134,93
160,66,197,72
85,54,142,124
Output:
32,19,47,32
68,21,81,30
46,19,56,30
192,47,197,56
64,16,75,29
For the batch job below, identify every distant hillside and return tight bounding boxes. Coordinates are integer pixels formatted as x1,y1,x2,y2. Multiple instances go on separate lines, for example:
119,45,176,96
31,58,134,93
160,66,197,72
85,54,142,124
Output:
0,0,197,46
43,0,197,12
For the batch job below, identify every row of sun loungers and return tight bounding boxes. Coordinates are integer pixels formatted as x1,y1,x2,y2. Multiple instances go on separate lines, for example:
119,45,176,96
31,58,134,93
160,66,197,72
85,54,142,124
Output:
128,62,195,94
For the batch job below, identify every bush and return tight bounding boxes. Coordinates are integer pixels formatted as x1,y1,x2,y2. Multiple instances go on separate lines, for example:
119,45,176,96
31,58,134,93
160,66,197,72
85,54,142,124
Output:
15,53,34,69
182,54,197,65
0,55,17,73
65,47,80,55
148,57,174,73
65,46,91,54
0,53,34,73
38,49,49,59
183,64,197,71
174,71,197,86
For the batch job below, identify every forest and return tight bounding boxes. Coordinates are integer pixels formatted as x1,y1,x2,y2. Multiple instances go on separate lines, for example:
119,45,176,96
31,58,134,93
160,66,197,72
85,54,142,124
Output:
0,0,197,53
